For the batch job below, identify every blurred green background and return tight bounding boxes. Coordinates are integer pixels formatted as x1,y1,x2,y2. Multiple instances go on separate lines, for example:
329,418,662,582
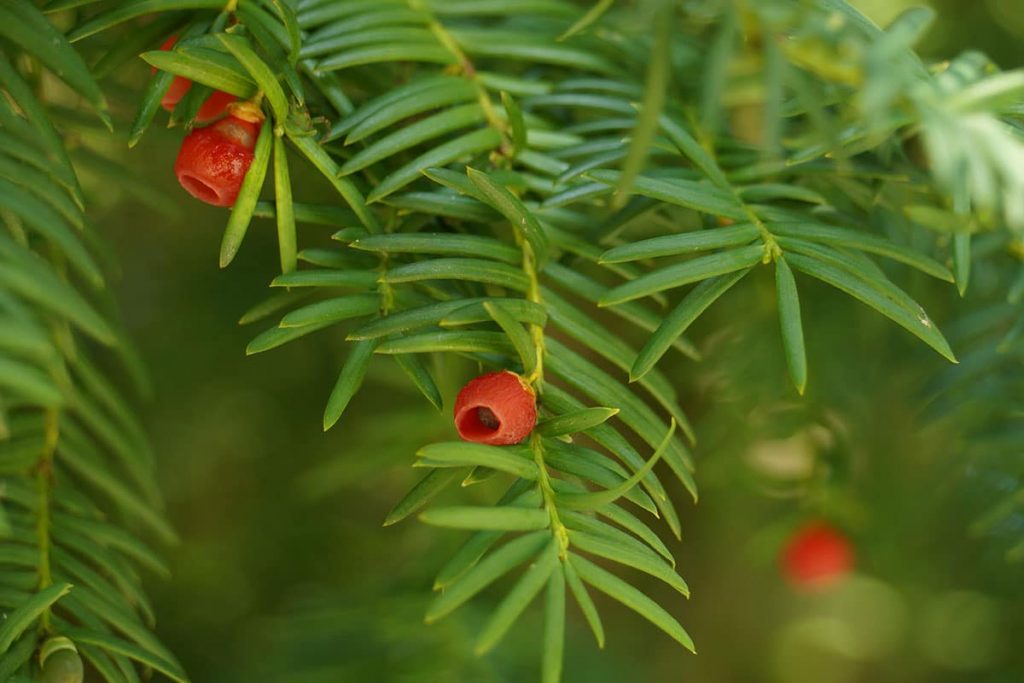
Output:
93,2,1023,681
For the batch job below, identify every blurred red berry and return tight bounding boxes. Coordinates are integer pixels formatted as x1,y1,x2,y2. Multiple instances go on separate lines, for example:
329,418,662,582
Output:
156,36,236,122
454,371,537,445
174,115,261,207
781,521,854,590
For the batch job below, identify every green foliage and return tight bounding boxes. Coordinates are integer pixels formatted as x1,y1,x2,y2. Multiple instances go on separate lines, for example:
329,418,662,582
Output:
0,4,182,679
1,0,1023,681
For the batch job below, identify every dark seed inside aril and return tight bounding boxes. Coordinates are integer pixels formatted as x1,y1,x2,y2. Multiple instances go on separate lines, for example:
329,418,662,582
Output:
476,407,500,430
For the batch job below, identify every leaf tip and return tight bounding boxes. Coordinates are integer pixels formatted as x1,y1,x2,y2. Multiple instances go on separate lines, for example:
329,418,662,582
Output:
219,245,237,269
97,108,114,133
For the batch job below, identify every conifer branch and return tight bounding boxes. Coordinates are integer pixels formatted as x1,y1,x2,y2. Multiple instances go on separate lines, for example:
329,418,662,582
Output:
2,0,1022,680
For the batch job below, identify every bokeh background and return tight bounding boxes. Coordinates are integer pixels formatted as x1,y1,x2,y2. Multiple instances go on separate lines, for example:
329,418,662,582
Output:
91,2,1024,681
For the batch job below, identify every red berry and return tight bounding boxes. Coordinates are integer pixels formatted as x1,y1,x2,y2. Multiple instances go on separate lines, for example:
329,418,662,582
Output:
156,36,191,111
195,89,237,123
161,76,193,112
174,115,261,207
156,36,236,122
454,371,537,445
781,521,854,590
